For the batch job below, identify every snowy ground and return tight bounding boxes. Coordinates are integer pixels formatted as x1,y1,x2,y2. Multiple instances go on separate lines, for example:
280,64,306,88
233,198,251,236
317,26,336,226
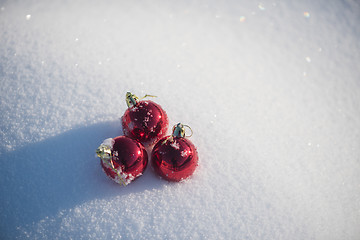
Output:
1,0,360,239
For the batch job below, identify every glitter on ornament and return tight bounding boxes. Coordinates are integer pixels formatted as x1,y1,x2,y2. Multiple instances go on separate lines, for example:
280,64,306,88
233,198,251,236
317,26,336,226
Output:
121,92,168,145
96,136,148,186
151,123,198,182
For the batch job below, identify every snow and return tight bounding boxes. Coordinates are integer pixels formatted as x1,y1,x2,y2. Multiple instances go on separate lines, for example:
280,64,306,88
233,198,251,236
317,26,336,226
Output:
1,0,360,239
101,138,115,149
170,141,180,150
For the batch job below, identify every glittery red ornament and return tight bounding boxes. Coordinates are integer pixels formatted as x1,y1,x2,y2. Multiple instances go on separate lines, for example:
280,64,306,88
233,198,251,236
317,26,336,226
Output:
151,123,198,182
121,92,168,145
96,136,148,185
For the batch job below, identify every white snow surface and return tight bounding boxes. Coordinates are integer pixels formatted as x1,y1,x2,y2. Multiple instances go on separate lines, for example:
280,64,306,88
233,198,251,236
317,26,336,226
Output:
1,0,360,239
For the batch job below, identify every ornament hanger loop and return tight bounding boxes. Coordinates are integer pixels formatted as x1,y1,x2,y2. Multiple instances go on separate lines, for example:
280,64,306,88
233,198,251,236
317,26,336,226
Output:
183,124,193,138
140,94,157,100
106,159,127,186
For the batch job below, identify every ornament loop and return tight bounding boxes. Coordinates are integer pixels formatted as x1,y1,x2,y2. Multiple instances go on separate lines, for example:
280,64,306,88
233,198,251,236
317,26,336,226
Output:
97,150,127,186
140,94,157,100
103,158,127,186
183,124,193,138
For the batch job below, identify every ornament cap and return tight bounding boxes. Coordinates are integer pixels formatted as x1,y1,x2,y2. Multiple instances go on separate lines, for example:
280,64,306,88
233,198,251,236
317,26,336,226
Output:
172,123,193,138
126,92,139,108
125,92,157,108
96,138,114,160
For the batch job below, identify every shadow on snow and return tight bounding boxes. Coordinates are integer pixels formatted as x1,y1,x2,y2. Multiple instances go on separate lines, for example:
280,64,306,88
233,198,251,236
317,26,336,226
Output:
0,121,166,237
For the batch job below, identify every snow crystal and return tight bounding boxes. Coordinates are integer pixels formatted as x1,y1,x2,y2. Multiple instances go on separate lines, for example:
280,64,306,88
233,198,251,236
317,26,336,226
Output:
101,138,114,149
131,106,139,112
143,116,150,127
180,150,188,157
127,121,135,131
170,141,180,150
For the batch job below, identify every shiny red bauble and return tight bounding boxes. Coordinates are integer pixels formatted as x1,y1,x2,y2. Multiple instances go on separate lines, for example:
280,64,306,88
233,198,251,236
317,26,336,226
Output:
97,136,148,185
151,124,198,182
122,93,168,145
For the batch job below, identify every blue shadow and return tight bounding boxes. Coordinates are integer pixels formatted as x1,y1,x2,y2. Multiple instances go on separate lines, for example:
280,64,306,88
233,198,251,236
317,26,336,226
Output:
0,121,165,238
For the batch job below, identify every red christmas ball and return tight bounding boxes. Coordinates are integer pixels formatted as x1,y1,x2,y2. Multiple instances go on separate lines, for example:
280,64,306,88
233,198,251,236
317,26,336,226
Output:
122,92,168,145
151,123,198,182
96,136,148,185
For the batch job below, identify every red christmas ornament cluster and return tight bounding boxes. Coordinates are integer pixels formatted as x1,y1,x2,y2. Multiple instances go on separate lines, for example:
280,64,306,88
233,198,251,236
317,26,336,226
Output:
96,92,198,185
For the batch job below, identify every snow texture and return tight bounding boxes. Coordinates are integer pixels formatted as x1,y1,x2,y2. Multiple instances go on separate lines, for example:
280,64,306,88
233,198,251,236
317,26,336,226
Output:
1,0,360,239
